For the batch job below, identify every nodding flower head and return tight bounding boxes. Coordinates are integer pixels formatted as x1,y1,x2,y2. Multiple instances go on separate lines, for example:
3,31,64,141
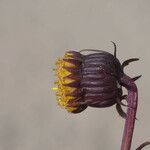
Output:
53,49,124,113
53,46,150,150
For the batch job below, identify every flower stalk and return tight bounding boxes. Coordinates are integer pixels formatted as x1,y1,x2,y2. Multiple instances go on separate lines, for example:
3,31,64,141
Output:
120,74,138,150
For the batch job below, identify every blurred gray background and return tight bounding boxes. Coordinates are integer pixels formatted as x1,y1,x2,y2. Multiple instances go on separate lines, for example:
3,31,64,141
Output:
0,0,150,150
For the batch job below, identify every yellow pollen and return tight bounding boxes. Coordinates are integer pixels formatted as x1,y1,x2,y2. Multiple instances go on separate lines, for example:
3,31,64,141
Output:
51,87,58,90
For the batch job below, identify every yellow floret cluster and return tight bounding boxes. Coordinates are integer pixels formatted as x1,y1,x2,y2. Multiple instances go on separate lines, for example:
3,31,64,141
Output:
54,52,79,112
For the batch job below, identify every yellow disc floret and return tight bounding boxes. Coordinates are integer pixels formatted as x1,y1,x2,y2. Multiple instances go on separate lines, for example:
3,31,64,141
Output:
54,52,81,112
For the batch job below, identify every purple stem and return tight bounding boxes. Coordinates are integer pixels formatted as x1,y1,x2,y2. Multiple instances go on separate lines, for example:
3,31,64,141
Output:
120,74,138,150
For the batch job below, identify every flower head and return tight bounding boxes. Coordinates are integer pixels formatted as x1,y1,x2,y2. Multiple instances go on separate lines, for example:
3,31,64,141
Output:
54,50,123,113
